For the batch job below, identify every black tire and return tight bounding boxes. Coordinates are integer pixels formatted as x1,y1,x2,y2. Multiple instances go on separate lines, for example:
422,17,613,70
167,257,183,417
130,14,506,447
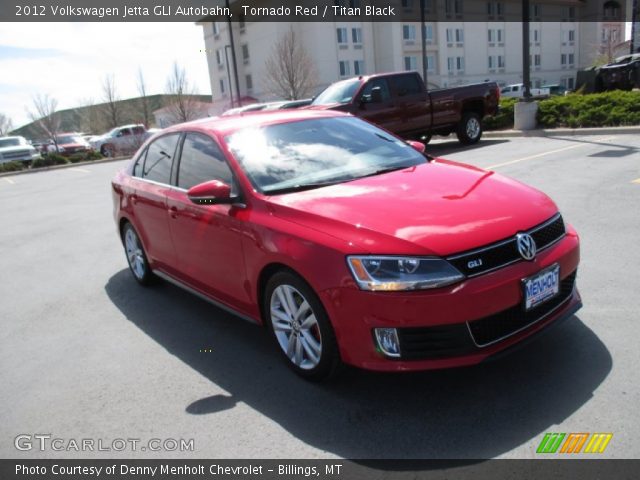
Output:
121,222,155,286
456,112,483,145
264,271,340,380
101,144,115,157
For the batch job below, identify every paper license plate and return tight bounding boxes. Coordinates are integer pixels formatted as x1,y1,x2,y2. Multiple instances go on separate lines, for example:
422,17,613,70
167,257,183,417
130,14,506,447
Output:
522,264,560,311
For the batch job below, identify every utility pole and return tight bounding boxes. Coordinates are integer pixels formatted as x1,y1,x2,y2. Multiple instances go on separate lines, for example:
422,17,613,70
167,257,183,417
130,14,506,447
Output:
631,0,639,54
522,0,532,101
420,0,428,87
226,0,242,107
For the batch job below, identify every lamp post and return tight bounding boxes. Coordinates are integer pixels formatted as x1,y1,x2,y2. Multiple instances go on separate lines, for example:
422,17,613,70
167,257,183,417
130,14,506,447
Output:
420,0,428,87
224,45,235,108
522,0,532,101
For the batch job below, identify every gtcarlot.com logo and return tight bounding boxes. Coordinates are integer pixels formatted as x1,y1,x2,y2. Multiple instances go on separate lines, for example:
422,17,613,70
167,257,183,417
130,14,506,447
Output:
536,432,613,454
15,434,195,452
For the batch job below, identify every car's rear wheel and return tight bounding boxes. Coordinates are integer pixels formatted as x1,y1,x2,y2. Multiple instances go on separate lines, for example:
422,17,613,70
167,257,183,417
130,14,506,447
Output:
456,112,483,145
101,144,115,157
122,223,154,285
264,271,340,380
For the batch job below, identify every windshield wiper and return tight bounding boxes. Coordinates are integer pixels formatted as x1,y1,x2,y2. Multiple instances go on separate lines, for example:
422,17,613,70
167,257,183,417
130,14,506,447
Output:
357,165,410,179
265,180,344,195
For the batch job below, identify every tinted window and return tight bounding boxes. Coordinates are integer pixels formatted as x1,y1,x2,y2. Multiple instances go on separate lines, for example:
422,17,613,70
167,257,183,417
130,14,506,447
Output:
361,78,392,102
390,74,422,96
132,149,146,177
132,126,145,135
142,134,180,184
177,133,233,190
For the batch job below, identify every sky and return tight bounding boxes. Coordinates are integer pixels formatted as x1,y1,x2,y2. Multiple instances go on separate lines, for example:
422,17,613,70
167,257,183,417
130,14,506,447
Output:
0,22,212,130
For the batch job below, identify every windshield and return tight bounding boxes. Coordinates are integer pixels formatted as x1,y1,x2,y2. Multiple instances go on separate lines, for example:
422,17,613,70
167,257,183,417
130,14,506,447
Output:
225,117,426,194
0,138,23,148
311,79,361,106
56,135,84,144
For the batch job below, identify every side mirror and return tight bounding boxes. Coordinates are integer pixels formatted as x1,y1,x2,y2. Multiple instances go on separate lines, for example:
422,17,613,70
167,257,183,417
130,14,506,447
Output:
187,180,232,205
370,86,383,103
406,140,426,154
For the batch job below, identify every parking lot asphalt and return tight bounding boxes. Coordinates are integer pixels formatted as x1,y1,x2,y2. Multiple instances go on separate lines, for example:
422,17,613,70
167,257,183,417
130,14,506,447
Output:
1,134,639,460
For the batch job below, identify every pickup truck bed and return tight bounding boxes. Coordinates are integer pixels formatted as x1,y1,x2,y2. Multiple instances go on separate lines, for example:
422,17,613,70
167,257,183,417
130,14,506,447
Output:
309,71,500,145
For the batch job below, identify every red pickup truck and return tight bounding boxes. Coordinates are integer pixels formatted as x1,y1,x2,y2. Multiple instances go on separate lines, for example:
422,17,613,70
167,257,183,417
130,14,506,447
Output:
309,71,500,145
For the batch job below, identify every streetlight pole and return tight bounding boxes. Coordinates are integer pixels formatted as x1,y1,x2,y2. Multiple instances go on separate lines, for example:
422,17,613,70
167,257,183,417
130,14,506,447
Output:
522,0,532,101
631,0,639,54
224,45,235,108
225,0,242,107
420,0,428,87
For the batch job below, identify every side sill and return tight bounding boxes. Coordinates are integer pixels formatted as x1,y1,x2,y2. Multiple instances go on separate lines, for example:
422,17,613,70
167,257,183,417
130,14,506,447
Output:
153,270,259,325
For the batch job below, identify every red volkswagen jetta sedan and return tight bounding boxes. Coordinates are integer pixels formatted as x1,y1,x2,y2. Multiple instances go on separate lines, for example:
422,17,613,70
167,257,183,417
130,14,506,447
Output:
112,110,581,379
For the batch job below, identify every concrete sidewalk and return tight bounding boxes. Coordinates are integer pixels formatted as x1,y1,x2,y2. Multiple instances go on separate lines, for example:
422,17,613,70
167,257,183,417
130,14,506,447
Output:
483,125,640,138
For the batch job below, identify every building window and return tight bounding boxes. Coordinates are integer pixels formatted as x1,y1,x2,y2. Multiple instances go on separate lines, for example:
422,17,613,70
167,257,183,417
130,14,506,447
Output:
447,57,454,73
241,44,249,63
354,60,365,75
446,28,453,44
337,27,348,44
423,24,433,43
487,1,504,17
238,16,245,31
455,29,464,43
562,6,576,21
445,0,463,17
568,30,575,43
219,78,226,94
534,54,541,67
603,1,621,20
245,74,253,91
488,56,494,69
561,53,567,66
212,22,219,36
533,29,540,43
449,57,464,72
349,0,361,8
352,27,362,44
339,60,350,77
425,55,435,72
401,0,413,9
456,57,464,71
497,55,505,68
568,53,574,66
530,3,541,19
488,29,503,44
215,48,224,66
403,25,416,42
404,56,417,71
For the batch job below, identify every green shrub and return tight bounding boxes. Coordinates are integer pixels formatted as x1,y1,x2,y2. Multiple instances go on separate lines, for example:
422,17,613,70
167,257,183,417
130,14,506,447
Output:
85,150,104,161
484,97,518,130
32,153,70,168
537,90,640,128
0,161,26,173
67,151,104,163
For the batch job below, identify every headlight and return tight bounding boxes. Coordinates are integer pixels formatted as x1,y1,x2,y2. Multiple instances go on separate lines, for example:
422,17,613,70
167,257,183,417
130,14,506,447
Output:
347,256,465,291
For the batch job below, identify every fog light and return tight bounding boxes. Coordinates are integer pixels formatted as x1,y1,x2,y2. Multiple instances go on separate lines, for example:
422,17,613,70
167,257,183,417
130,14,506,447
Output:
374,328,401,358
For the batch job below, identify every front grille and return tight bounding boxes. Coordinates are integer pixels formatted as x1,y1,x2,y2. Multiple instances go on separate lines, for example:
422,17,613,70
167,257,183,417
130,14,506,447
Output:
447,214,566,277
395,270,577,360
467,270,577,347
2,150,31,160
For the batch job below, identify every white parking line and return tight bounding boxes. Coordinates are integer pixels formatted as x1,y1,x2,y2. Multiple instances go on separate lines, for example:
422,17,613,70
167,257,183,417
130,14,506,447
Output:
69,168,91,174
2,177,15,184
486,136,616,170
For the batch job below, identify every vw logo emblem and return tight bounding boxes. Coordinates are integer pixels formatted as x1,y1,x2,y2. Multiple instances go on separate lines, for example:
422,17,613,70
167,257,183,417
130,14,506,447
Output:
516,233,537,261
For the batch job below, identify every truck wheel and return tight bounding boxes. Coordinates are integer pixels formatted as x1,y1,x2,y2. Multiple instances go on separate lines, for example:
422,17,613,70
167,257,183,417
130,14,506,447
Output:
457,112,483,145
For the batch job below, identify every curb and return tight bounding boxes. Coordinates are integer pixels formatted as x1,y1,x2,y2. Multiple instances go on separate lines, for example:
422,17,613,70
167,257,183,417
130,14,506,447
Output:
484,126,640,138
0,155,130,178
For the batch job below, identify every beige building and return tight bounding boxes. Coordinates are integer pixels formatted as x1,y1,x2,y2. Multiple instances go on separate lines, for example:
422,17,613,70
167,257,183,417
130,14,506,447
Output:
199,1,625,105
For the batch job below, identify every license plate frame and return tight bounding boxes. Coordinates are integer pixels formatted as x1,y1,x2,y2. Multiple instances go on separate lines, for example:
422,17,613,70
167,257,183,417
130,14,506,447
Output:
522,264,560,311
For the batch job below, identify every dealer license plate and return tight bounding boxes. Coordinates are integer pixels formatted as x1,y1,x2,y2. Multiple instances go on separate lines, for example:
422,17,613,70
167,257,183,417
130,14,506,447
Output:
522,264,560,311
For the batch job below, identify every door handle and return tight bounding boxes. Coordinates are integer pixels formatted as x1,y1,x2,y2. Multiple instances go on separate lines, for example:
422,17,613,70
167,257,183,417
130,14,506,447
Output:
169,206,178,219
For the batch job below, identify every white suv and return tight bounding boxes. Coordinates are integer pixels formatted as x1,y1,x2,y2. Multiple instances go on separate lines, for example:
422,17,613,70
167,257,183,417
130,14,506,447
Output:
90,125,150,157
0,136,41,165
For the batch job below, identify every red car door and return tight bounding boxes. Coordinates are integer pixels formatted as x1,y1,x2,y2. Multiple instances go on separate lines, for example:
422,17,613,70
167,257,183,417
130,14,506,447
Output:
165,132,251,311
129,133,181,273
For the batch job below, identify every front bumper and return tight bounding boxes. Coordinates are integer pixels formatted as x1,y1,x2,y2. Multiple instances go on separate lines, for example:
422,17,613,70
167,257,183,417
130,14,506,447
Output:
319,227,581,371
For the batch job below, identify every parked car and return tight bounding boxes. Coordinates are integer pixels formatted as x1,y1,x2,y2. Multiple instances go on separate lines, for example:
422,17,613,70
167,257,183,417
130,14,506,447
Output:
308,71,500,145
222,99,315,116
90,124,150,157
46,133,93,156
540,84,567,96
0,136,41,165
112,110,581,380
500,83,550,98
596,53,640,91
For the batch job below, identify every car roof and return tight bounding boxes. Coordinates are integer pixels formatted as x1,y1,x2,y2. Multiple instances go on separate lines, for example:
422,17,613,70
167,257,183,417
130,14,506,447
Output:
163,109,351,136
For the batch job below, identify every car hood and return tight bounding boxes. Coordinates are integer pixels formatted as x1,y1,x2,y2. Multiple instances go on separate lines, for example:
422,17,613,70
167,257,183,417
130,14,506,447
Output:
265,159,559,256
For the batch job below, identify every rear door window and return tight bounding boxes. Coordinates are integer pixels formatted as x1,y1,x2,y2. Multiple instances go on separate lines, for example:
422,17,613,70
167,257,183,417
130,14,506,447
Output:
390,74,422,96
142,133,180,184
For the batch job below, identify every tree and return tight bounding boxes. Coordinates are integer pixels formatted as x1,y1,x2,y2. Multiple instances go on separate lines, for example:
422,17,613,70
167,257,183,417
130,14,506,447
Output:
28,94,60,150
137,69,151,128
0,113,13,136
164,62,203,125
264,26,318,100
102,74,120,128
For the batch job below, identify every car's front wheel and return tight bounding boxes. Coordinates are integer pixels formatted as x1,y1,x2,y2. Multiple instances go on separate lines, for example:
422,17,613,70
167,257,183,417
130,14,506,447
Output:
122,223,154,285
264,271,340,380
